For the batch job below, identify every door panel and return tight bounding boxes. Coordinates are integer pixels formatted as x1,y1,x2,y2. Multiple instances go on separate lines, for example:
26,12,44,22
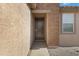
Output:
35,17,44,40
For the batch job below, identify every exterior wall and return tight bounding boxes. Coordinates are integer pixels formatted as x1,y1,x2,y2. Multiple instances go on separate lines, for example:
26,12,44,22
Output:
33,4,59,47
59,13,79,46
32,4,79,47
47,12,59,47
30,14,35,47
0,4,31,55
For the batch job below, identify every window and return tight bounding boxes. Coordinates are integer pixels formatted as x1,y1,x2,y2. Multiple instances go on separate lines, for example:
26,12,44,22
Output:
62,13,74,33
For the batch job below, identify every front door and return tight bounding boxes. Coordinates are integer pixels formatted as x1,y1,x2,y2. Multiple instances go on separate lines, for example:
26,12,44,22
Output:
35,17,44,41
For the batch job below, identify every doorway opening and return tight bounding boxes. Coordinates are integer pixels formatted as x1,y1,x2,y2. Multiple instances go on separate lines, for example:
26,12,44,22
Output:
28,14,49,56
34,17,45,42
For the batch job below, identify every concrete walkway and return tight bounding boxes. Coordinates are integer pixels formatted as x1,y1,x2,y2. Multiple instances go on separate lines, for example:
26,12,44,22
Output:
28,41,79,56
48,47,79,56
29,41,49,56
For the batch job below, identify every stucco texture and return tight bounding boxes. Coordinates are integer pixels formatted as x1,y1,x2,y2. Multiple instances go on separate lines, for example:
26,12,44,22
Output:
0,4,31,55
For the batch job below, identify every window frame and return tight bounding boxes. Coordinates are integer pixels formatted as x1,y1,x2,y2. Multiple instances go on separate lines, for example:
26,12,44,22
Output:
61,13,75,34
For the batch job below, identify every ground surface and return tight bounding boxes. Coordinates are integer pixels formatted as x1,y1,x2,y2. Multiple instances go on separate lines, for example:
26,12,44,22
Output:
29,41,49,56
48,47,79,56
29,41,79,56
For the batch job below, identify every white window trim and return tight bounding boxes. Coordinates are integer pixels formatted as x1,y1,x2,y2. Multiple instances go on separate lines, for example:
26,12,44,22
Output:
62,13,75,33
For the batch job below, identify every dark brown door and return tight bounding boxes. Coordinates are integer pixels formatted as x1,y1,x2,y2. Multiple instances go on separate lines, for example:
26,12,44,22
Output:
35,17,44,41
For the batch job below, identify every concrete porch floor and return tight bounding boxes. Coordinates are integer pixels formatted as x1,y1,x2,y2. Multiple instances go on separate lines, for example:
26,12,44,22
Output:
28,41,49,56
28,41,79,56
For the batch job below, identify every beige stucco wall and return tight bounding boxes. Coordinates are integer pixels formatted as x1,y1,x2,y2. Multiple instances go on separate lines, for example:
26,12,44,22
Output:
59,14,79,46
30,14,35,47
46,12,59,47
0,4,31,55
